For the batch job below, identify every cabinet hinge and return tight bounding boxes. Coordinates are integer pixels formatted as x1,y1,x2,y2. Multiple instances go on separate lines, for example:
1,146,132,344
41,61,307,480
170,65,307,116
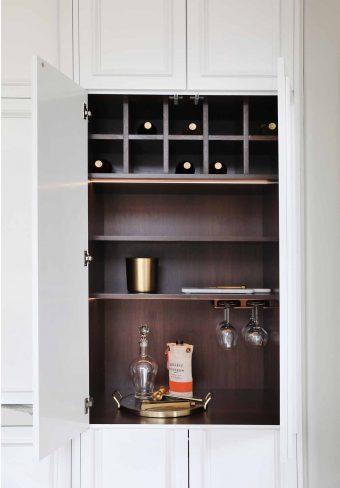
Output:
84,250,93,266
84,397,94,415
83,103,92,120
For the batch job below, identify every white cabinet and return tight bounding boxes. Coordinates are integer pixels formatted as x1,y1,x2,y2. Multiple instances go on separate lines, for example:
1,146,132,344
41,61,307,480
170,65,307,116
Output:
1,426,71,488
189,428,280,488
77,0,279,91
78,0,187,90
1,0,73,97
80,427,279,488
187,0,279,91
80,428,188,488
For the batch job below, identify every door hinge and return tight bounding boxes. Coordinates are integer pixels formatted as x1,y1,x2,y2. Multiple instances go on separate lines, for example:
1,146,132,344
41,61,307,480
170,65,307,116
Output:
84,397,94,415
83,103,92,120
84,250,93,266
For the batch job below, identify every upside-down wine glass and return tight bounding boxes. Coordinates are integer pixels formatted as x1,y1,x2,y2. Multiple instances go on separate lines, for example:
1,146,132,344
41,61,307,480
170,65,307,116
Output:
216,302,238,350
244,301,269,348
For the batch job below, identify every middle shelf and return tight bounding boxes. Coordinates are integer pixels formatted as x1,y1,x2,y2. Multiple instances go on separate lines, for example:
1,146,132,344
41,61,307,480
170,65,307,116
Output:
90,235,279,242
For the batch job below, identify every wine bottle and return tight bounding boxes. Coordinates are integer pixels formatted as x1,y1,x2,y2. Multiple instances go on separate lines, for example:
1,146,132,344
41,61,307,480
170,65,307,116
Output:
137,121,157,134
183,122,201,135
259,122,277,135
209,161,227,174
89,159,112,173
175,161,195,174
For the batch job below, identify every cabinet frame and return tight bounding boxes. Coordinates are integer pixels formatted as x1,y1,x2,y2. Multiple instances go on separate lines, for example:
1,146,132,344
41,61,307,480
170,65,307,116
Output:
32,57,303,487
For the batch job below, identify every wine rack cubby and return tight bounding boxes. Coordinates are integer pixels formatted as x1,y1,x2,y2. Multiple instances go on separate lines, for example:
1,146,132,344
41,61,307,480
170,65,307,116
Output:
88,95,278,178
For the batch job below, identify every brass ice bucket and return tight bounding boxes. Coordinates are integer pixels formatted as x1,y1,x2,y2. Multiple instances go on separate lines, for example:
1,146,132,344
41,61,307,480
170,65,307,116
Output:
126,258,158,293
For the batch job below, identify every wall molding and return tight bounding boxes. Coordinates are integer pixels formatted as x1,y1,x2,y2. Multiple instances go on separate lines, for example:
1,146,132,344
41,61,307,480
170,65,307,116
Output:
1,387,33,404
1,426,33,445
1,98,32,118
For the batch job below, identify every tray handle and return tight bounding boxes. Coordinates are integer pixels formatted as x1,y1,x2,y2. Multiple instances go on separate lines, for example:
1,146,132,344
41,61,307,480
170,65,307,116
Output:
112,390,123,409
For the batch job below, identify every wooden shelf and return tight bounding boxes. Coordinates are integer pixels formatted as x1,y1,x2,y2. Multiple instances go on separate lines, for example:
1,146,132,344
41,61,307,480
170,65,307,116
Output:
129,134,164,140
168,134,204,140
89,133,123,140
249,135,278,141
209,135,244,141
90,235,279,242
89,293,279,302
89,173,278,184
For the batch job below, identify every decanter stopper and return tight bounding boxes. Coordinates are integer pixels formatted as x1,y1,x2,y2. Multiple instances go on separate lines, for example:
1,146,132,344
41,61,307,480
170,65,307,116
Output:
130,324,158,399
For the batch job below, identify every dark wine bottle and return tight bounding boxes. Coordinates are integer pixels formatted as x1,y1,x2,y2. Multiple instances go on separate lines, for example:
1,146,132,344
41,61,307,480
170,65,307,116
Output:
183,122,201,135
89,159,112,173
137,121,157,134
175,161,195,174
259,122,277,135
209,161,227,174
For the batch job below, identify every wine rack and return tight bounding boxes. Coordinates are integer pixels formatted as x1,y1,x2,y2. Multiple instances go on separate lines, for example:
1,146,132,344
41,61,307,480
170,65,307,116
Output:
88,95,278,179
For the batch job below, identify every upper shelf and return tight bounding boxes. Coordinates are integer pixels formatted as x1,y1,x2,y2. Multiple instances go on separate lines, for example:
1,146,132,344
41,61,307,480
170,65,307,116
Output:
88,173,278,184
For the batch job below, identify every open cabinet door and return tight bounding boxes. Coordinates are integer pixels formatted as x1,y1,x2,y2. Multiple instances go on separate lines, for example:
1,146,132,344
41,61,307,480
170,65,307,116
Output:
32,57,89,459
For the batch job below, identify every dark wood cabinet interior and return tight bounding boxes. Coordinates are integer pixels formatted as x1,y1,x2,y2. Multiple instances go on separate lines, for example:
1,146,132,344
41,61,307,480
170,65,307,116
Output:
88,95,280,426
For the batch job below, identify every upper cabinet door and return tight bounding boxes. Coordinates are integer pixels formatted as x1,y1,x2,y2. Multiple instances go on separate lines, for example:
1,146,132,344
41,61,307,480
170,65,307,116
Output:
187,0,279,91
78,0,186,90
32,57,89,459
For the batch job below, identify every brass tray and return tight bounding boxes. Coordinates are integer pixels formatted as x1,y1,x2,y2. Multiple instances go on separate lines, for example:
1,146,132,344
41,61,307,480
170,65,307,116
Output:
112,391,212,418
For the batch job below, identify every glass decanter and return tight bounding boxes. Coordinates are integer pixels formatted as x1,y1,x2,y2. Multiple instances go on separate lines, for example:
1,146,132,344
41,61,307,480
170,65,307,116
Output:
130,324,158,399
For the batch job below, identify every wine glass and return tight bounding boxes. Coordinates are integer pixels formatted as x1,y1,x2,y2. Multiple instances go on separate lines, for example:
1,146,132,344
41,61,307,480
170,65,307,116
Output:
216,303,238,350
244,301,269,348
242,306,256,339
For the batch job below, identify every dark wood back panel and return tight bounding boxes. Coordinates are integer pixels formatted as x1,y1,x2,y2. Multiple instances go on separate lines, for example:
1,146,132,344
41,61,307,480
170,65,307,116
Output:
90,242,266,294
89,300,279,421
100,191,270,238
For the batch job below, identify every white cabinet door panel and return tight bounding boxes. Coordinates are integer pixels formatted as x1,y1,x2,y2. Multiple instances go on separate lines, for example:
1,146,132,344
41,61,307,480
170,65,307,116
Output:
79,0,186,90
187,0,279,91
32,57,89,459
189,428,279,488
81,428,188,488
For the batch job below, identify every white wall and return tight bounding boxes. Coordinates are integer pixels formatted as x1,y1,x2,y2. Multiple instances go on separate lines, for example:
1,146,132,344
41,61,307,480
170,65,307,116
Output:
1,0,72,404
304,1,340,486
